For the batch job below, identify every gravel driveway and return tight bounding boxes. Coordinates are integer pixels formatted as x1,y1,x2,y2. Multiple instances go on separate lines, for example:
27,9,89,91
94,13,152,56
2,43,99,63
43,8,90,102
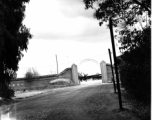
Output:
0,80,141,120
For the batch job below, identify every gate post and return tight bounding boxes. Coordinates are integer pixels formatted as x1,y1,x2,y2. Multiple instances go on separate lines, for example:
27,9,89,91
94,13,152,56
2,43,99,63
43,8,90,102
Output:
100,61,108,83
71,64,80,85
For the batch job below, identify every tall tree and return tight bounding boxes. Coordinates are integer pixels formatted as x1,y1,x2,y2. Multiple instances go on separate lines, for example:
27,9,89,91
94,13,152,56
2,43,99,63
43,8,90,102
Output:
83,0,150,26
0,0,32,98
83,0,151,105
83,0,151,50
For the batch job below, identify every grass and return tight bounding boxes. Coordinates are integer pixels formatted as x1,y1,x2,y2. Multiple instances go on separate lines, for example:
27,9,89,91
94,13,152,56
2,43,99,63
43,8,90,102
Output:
121,91,150,120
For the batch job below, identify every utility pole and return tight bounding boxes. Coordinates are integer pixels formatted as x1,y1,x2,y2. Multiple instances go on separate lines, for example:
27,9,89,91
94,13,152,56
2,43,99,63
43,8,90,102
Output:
109,17,123,110
55,54,59,74
108,48,116,93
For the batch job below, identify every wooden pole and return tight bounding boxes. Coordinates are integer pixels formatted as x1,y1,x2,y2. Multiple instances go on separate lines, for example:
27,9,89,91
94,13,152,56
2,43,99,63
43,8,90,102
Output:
108,49,117,93
55,55,59,74
109,17,123,110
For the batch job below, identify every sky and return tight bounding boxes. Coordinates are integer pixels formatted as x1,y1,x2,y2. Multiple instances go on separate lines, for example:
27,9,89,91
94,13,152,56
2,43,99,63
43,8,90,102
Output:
17,0,121,78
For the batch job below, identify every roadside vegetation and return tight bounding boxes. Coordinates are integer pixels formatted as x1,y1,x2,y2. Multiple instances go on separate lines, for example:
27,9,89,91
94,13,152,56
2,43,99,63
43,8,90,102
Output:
0,0,32,99
118,27,150,120
78,72,101,82
24,68,40,90
25,68,40,80
78,72,88,82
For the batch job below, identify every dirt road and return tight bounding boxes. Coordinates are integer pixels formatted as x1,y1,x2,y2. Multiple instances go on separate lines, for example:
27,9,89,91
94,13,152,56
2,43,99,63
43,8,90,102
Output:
1,80,141,120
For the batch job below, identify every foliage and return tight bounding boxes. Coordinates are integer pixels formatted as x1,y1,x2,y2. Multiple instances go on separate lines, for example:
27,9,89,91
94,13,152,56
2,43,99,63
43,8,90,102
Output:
78,72,88,81
119,27,150,104
25,68,39,80
0,0,32,98
83,0,151,50
83,0,150,27
1,87,14,99
83,73,89,80
78,72,84,82
78,72,83,77
83,0,151,105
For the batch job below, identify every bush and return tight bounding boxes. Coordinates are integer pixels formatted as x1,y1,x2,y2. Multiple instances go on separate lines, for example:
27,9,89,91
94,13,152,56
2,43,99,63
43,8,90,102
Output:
25,71,33,79
25,68,39,80
1,87,14,99
119,27,150,105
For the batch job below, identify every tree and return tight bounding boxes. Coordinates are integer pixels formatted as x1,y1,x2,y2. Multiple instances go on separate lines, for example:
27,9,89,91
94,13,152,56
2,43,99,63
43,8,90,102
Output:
119,27,150,104
83,0,151,105
78,72,89,82
0,0,32,98
83,0,151,47
25,68,39,79
78,72,83,82
83,0,150,27
24,68,39,90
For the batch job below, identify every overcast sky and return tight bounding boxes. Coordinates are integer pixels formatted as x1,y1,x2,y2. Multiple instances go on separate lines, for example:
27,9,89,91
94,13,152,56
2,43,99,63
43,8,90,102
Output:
17,0,121,78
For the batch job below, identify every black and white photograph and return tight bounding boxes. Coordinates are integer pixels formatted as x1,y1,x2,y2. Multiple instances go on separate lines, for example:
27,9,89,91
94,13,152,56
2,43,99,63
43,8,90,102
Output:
0,0,151,120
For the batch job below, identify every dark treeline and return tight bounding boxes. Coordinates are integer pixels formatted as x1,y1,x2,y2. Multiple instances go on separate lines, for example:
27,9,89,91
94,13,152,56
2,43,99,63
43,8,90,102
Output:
79,74,102,82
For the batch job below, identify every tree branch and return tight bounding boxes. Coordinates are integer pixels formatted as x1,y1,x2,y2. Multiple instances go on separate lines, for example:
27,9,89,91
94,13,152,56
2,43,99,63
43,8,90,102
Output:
132,0,151,14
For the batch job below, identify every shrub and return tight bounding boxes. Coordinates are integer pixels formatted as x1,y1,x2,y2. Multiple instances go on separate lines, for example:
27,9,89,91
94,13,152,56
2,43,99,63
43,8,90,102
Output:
1,87,14,99
25,68,39,80
119,27,150,105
